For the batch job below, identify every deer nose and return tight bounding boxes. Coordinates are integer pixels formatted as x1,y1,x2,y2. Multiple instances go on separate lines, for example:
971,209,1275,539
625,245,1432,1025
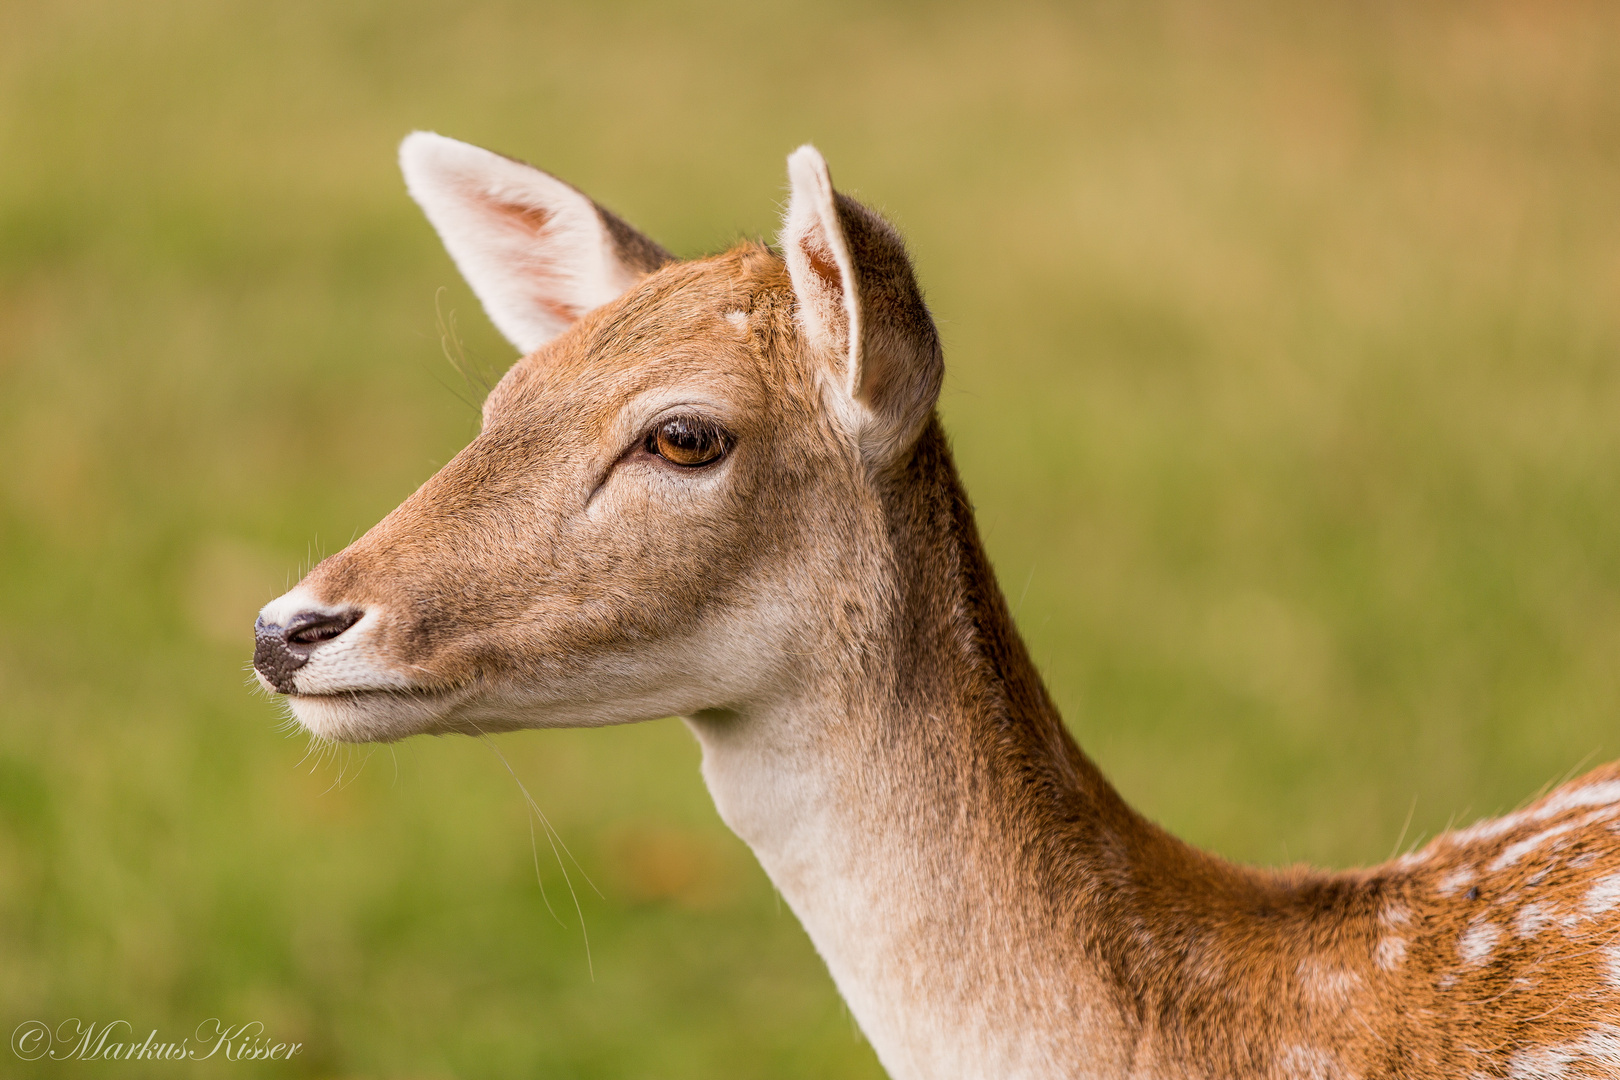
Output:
253,609,363,694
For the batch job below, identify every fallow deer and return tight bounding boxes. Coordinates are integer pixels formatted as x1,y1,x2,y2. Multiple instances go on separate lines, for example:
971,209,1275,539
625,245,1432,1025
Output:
254,133,1620,1079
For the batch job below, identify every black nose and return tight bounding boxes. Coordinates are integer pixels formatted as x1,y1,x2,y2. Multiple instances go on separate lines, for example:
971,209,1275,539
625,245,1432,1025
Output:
253,609,363,693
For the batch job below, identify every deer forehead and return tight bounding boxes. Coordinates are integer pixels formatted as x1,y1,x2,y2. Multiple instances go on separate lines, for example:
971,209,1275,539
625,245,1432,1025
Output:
342,256,843,582
481,250,798,436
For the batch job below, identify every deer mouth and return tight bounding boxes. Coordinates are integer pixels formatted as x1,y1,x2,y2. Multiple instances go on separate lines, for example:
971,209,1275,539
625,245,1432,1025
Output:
281,682,477,743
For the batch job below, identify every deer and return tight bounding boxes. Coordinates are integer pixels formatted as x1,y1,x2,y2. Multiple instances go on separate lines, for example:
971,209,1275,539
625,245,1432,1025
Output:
253,132,1620,1079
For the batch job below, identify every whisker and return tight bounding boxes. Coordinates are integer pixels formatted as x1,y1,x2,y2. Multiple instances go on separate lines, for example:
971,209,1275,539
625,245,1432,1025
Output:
1388,795,1417,862
473,726,597,980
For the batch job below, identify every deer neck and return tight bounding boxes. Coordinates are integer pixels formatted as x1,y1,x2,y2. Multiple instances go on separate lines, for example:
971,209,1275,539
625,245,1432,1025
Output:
687,418,1344,1080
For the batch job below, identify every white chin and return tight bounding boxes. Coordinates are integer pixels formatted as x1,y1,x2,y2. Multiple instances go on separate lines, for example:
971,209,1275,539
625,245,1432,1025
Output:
286,691,455,743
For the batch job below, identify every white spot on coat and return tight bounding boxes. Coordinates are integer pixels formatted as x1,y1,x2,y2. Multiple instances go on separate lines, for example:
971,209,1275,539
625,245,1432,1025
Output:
1278,1044,1343,1080
1583,873,1620,918
1297,957,1361,1005
1604,945,1620,988
1536,780,1620,817
1438,866,1478,896
1458,920,1502,966
1514,903,1553,939
1375,936,1407,970
1449,780,1620,850
1490,807,1620,871
1584,1023,1620,1066
1450,811,1528,847
1507,1026,1620,1079
1508,1043,1576,1079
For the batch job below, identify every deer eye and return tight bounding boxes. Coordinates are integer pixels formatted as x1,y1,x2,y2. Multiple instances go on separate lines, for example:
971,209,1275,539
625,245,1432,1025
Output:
647,416,730,468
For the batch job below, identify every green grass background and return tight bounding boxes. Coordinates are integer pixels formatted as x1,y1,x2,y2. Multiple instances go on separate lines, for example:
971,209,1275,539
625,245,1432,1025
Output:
3,0,1619,1075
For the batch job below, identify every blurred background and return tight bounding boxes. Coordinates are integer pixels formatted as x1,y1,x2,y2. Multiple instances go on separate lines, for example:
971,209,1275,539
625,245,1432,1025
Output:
2,0,1618,1075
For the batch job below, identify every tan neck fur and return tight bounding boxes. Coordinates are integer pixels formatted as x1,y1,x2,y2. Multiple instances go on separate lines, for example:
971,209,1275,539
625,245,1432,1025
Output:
692,419,1324,1077
692,417,1620,1080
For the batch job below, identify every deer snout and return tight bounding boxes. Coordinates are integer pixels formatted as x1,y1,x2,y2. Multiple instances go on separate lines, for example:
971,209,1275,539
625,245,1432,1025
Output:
254,608,362,694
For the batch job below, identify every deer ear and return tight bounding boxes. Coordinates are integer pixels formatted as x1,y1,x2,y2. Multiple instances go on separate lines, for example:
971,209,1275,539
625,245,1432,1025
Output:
780,146,943,464
399,131,673,355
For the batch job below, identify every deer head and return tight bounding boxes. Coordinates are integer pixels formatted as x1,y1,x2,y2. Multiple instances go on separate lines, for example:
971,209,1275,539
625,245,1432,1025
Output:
253,133,942,744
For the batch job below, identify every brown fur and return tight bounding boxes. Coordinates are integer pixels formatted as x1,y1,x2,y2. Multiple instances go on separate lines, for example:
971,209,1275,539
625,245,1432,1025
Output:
854,403,1620,1077
262,145,1620,1079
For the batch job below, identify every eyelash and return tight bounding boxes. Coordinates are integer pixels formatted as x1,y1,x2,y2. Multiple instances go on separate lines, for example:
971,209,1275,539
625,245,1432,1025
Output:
642,415,732,468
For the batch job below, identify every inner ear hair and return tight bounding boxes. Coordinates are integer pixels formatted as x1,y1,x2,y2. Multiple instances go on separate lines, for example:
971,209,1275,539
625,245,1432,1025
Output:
780,145,942,466
400,131,672,355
